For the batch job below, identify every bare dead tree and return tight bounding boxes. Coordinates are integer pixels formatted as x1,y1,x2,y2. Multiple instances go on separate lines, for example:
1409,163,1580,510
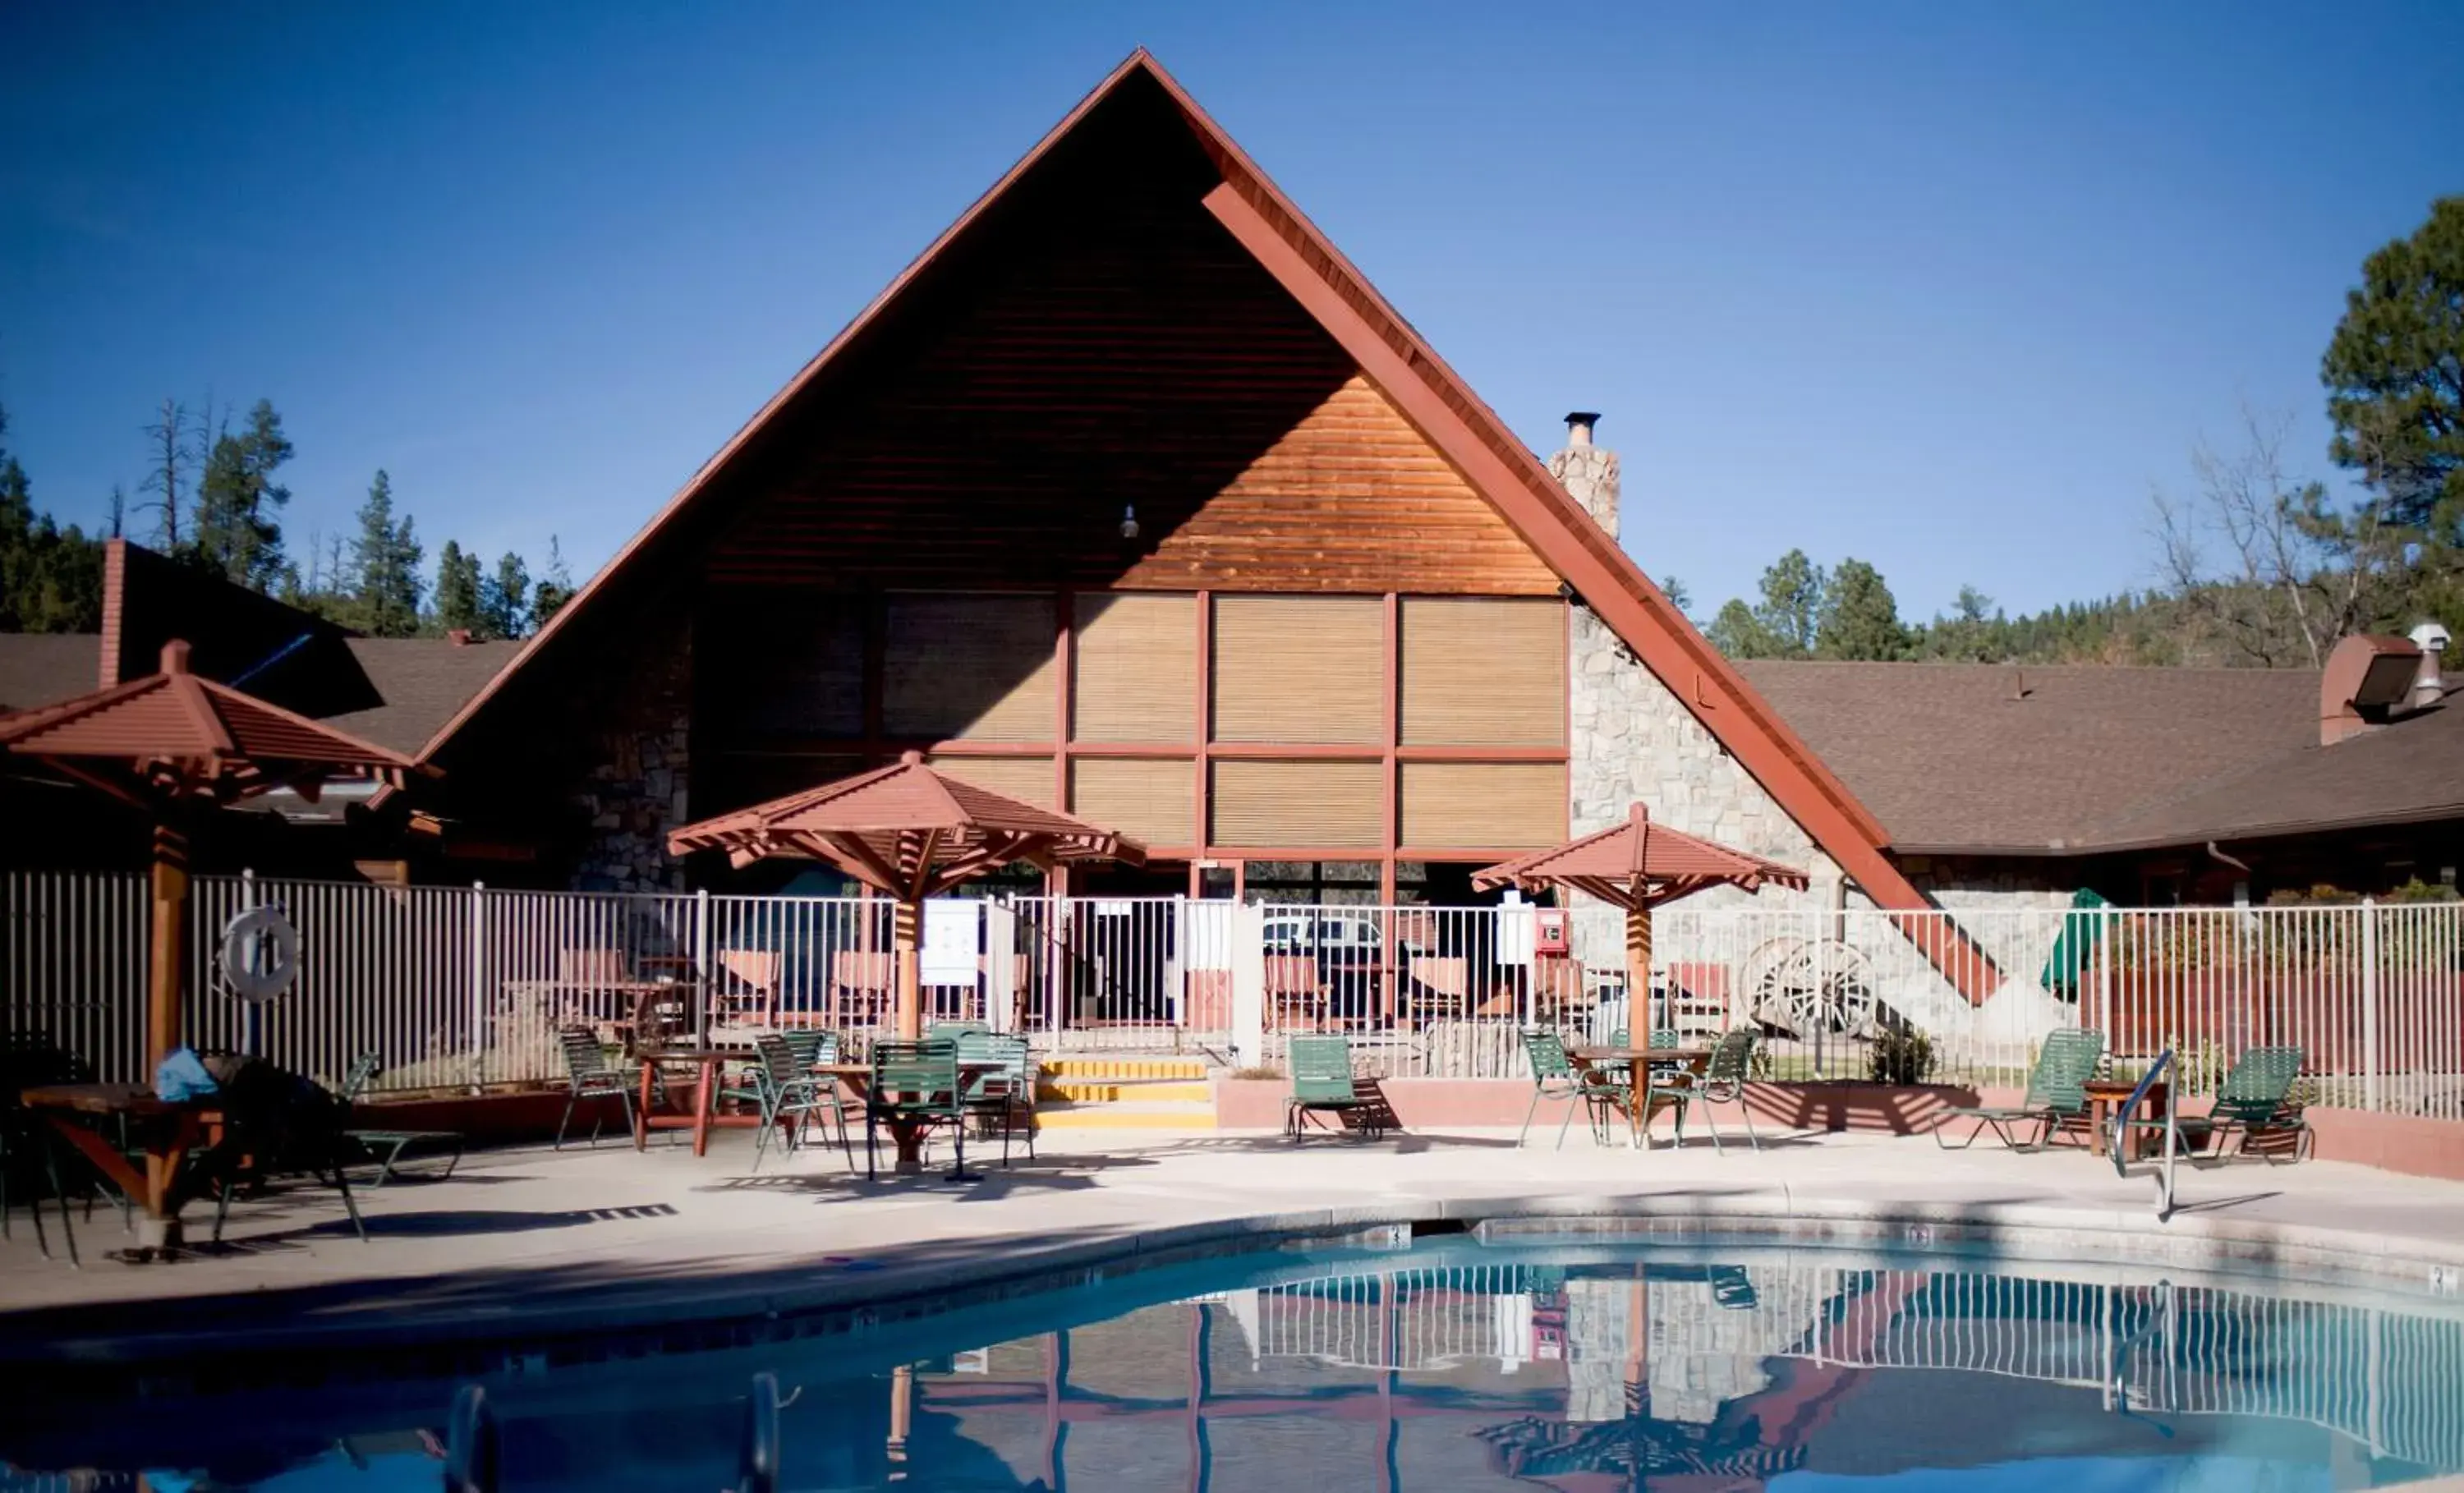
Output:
2148,404,2398,667
139,398,191,549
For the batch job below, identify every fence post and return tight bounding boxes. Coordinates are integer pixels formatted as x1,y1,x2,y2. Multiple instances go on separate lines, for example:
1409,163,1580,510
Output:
1231,903,1266,1071
468,881,487,1091
695,886,714,1043
2361,897,2379,1114
2096,905,2114,1047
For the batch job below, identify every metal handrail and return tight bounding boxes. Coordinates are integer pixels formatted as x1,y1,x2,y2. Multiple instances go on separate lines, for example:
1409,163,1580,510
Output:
2111,1048,2181,1220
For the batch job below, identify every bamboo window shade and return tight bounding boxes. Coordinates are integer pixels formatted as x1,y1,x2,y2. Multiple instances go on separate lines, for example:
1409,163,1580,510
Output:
883,593,1056,741
1400,597,1566,746
1211,759,1385,848
1070,593,1196,742
1399,762,1567,850
1069,757,1196,848
1210,595,1384,743
925,753,1054,807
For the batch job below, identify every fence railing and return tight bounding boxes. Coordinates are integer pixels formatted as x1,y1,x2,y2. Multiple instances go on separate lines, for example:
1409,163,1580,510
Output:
4,872,2460,1113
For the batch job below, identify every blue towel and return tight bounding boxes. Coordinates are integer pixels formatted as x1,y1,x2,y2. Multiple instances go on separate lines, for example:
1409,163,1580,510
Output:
155,1045,219,1102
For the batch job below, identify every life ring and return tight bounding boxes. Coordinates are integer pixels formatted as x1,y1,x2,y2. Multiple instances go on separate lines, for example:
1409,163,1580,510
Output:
220,903,300,1004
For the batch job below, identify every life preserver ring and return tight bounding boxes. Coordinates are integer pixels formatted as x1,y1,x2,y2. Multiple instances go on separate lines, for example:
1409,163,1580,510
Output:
220,903,300,1004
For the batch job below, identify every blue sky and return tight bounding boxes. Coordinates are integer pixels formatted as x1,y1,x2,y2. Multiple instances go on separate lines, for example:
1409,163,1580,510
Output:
3,2,2458,622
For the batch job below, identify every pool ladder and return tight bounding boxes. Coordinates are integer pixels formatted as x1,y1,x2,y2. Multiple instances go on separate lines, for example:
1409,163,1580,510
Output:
2111,1047,2181,1221
445,1372,784,1493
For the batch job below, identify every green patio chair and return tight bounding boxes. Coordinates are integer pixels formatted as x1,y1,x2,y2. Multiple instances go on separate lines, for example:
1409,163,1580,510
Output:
2121,1045,2310,1163
955,1031,1037,1165
864,1038,971,1180
1933,1027,2105,1151
1518,1027,1620,1148
1694,1029,1763,1154
736,1032,855,1173
337,1053,463,1188
1286,1036,1383,1142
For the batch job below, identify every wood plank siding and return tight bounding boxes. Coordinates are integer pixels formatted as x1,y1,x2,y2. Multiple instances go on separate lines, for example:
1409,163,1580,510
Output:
697,102,1552,598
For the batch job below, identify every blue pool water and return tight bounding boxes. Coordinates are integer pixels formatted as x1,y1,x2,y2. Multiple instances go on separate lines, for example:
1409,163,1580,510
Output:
5,1233,2462,1491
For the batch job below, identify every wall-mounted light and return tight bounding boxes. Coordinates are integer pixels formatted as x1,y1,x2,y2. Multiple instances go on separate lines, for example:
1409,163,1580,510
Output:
1119,504,1140,540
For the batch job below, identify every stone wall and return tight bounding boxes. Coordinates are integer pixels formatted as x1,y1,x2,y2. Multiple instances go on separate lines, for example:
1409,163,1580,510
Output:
572,621,692,892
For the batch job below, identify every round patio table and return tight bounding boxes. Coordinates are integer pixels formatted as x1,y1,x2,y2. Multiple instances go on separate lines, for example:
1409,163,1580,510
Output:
1565,1044,1715,1148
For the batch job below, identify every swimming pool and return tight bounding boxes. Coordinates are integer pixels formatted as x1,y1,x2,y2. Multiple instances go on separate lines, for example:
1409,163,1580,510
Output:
6,1229,2462,1491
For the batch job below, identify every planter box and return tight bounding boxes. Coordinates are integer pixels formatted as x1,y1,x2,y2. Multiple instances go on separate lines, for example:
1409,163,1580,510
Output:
1212,1076,1996,1136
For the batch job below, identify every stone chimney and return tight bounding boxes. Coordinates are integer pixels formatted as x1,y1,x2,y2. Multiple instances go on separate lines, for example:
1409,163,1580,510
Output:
1549,411,1619,535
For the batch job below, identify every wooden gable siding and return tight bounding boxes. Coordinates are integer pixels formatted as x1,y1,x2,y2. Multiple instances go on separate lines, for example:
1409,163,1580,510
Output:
702,126,1551,597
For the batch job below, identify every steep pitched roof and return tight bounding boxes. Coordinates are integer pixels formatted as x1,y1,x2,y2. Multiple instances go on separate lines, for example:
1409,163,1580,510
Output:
0,633,102,714
415,50,1928,911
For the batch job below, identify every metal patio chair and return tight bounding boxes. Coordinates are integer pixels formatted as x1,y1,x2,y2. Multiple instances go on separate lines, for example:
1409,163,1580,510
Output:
1933,1028,2106,1152
554,1027,650,1149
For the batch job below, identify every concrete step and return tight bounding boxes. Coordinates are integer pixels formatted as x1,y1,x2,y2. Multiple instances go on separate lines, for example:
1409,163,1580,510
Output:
1034,1100,1216,1130
1038,1056,1209,1081
1037,1077,1211,1104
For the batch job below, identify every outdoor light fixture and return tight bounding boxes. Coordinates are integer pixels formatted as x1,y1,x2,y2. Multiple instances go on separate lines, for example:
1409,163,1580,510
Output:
1119,504,1140,540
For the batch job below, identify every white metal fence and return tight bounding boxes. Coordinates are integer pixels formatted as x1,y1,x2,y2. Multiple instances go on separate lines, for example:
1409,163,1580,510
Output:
5,872,2461,1112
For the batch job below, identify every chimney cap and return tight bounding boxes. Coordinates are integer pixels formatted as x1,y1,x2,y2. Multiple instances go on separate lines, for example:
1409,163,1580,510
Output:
1563,411,1602,448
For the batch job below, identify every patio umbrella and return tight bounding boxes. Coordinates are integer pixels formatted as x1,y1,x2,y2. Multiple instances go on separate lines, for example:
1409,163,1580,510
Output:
0,640,421,1075
666,751,1145,1040
1473,803,1809,1013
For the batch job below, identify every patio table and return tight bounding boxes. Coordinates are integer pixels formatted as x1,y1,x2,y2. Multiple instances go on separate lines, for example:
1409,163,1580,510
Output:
816,1059,1006,1176
2084,1077,2170,1160
1566,1044,1714,1148
632,1046,761,1158
19,1082,220,1250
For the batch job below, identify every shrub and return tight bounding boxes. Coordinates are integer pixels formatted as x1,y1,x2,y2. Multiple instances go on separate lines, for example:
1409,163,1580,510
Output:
1228,1065,1285,1082
1867,1028,1937,1086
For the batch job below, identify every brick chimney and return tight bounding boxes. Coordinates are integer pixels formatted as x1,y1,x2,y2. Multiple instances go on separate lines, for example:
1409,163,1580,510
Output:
1548,411,1619,535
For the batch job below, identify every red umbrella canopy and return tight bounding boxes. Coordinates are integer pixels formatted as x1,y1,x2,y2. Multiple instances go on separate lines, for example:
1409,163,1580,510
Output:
1473,803,1808,912
668,751,1145,897
0,640,418,807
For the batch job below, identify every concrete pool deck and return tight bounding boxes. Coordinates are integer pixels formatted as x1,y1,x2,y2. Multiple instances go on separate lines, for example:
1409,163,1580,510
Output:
5,1123,2463,1365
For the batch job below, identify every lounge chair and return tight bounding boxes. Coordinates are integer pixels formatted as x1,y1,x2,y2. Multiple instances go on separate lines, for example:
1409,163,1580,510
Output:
2120,1045,2310,1163
1286,1035,1383,1142
198,1054,366,1244
1934,1028,2105,1151
337,1053,463,1188
715,949,784,1028
1517,1027,1621,1148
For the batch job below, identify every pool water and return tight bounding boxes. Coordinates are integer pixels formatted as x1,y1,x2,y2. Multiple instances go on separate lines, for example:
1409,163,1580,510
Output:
6,1234,2462,1491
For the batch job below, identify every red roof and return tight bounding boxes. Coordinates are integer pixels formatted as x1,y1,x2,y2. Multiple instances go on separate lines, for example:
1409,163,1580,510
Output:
1475,804,1809,912
0,640,417,805
668,751,1142,897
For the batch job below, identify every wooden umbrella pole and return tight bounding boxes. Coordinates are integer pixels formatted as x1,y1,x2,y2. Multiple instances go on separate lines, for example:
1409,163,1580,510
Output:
1624,898,1653,1031
148,816,191,1076
894,897,923,1041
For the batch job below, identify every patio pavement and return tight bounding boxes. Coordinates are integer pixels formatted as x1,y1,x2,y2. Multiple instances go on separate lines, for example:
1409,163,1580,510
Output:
5,1120,2463,1364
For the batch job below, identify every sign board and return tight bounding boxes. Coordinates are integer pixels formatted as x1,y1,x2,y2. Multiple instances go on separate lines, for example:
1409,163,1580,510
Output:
922,899,981,986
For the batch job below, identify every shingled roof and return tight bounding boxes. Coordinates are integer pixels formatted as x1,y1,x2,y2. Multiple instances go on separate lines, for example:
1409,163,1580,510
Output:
1741,659,2462,854
0,634,513,756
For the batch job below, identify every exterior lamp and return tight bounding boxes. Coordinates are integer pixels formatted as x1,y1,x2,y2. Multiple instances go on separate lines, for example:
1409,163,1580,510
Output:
1119,504,1140,540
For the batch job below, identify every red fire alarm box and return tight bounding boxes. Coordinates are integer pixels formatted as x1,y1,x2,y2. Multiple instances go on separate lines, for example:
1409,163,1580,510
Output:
1534,907,1570,955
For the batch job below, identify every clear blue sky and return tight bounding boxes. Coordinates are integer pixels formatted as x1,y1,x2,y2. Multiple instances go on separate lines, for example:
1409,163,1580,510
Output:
3,2,2459,622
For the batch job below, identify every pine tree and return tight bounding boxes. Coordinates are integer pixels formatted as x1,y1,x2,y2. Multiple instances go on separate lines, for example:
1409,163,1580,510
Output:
481,550,531,638
431,540,484,635
1814,558,1911,660
0,404,104,632
350,471,425,637
529,535,576,627
138,398,191,552
191,398,293,590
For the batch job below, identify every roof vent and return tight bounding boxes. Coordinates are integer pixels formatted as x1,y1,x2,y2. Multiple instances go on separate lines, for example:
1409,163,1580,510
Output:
2410,621,2450,710
447,628,474,647
2320,633,2424,745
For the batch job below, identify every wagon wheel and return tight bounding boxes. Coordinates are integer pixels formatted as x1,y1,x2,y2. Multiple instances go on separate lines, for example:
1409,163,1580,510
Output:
1741,938,1882,1036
